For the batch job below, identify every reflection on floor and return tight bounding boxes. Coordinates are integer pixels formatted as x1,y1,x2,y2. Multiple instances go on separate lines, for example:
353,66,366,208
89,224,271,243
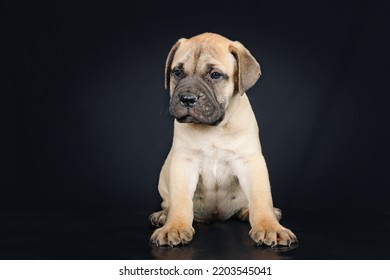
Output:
0,208,389,259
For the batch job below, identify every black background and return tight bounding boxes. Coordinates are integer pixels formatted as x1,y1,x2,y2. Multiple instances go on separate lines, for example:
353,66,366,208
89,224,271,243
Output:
2,0,390,259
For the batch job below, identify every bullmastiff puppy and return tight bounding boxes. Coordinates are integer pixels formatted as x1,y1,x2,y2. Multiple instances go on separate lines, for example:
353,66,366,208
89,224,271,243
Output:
150,33,297,247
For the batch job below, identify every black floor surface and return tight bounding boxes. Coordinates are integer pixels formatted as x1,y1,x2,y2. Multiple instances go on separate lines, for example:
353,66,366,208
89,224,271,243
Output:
1,208,389,260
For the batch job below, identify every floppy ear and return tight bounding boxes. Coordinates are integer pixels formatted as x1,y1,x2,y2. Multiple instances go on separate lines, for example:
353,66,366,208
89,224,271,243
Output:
164,38,186,90
229,41,261,95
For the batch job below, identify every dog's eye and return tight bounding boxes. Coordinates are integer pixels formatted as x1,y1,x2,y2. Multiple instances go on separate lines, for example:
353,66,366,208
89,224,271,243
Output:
210,72,222,79
173,69,182,77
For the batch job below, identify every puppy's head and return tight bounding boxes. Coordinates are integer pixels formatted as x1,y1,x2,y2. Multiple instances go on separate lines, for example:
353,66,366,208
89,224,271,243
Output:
165,33,261,126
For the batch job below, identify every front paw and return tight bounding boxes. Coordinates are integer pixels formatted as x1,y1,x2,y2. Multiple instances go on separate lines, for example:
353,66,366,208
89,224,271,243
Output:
151,224,195,246
249,222,298,247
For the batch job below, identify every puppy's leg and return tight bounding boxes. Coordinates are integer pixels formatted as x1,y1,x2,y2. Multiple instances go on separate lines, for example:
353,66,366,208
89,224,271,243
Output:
149,165,170,227
237,155,297,247
150,157,198,246
236,207,282,222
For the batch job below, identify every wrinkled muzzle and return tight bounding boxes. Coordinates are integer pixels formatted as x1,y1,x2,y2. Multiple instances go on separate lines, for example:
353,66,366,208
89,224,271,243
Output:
169,77,225,126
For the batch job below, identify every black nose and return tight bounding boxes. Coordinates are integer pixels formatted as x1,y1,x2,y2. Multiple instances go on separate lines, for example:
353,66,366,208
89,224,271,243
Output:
180,94,197,108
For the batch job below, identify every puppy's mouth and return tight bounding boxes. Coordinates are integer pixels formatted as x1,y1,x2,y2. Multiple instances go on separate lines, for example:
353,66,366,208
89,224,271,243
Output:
175,109,224,126
176,114,199,124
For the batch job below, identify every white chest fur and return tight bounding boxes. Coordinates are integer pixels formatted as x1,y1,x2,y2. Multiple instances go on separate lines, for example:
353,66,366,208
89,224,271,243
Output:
192,143,248,222
171,94,260,222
